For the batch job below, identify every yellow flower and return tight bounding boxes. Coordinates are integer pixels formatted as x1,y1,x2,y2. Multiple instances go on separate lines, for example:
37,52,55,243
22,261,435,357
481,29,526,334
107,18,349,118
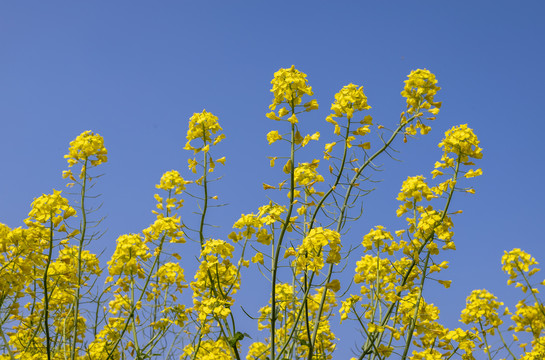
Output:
401,69,441,115
501,248,539,280
143,216,185,243
185,109,224,152
266,111,280,120
153,262,187,292
251,252,264,265
266,130,282,145
339,294,361,322
65,130,108,167
396,176,434,217
438,124,483,164
269,65,313,110
278,107,290,117
294,227,342,274
326,279,341,292
155,170,189,194
108,234,151,277
304,99,319,111
330,83,371,119
294,160,324,186
461,289,504,328
287,114,298,124
28,189,76,225
464,168,483,178
361,226,393,251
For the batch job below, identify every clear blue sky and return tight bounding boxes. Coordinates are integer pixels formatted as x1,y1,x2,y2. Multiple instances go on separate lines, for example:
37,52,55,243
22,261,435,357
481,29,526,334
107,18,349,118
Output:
1,1,544,358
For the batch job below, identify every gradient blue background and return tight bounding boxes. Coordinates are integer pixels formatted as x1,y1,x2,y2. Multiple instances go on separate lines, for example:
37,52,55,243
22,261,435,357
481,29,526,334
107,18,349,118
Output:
1,2,544,358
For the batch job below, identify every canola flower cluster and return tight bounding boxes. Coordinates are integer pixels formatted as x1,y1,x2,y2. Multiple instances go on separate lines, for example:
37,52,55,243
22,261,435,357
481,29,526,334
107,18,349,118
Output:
323,84,374,158
64,130,108,182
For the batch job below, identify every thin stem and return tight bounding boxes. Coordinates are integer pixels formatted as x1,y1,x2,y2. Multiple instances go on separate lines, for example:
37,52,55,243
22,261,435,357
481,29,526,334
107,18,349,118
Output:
130,278,141,356
478,321,493,360
270,106,296,360
71,158,88,360
199,127,209,249
43,219,54,360
0,325,15,360
497,327,517,360
401,251,431,360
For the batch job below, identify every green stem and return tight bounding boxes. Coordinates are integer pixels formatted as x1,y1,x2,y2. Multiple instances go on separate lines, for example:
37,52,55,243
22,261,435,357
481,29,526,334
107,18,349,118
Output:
400,251,431,360
0,325,15,360
130,277,141,356
71,158,88,360
270,107,296,360
43,219,54,360
199,129,209,249
478,321,493,360
497,327,517,360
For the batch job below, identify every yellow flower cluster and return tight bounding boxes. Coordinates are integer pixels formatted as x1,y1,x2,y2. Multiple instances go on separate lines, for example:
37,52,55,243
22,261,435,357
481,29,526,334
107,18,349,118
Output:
0,224,53,321
354,255,406,297
512,300,545,336
64,130,108,167
438,124,483,164
153,262,186,292
294,130,320,147
361,226,396,253
28,189,76,226
415,210,454,243
107,234,151,278
409,348,443,360
461,289,504,329
397,290,443,344
52,246,101,286
339,294,361,322
269,65,313,110
520,337,545,360
232,213,263,241
294,160,324,187
200,238,235,261
230,202,286,243
87,316,124,359
251,284,337,360
143,216,185,243
192,239,239,323
184,109,225,153
330,83,371,119
400,69,441,116
444,328,478,359
396,176,435,217
246,341,268,359
266,130,282,145
294,228,341,274
257,202,286,225
501,248,540,283
324,84,373,142
155,170,190,194
183,338,233,360
297,288,337,359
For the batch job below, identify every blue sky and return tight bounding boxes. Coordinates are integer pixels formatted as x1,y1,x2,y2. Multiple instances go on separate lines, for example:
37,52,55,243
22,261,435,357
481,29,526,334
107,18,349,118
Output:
1,1,544,358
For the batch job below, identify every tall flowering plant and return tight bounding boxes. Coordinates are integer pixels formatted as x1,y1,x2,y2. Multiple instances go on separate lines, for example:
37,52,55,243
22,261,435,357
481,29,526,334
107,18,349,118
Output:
0,66,543,360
